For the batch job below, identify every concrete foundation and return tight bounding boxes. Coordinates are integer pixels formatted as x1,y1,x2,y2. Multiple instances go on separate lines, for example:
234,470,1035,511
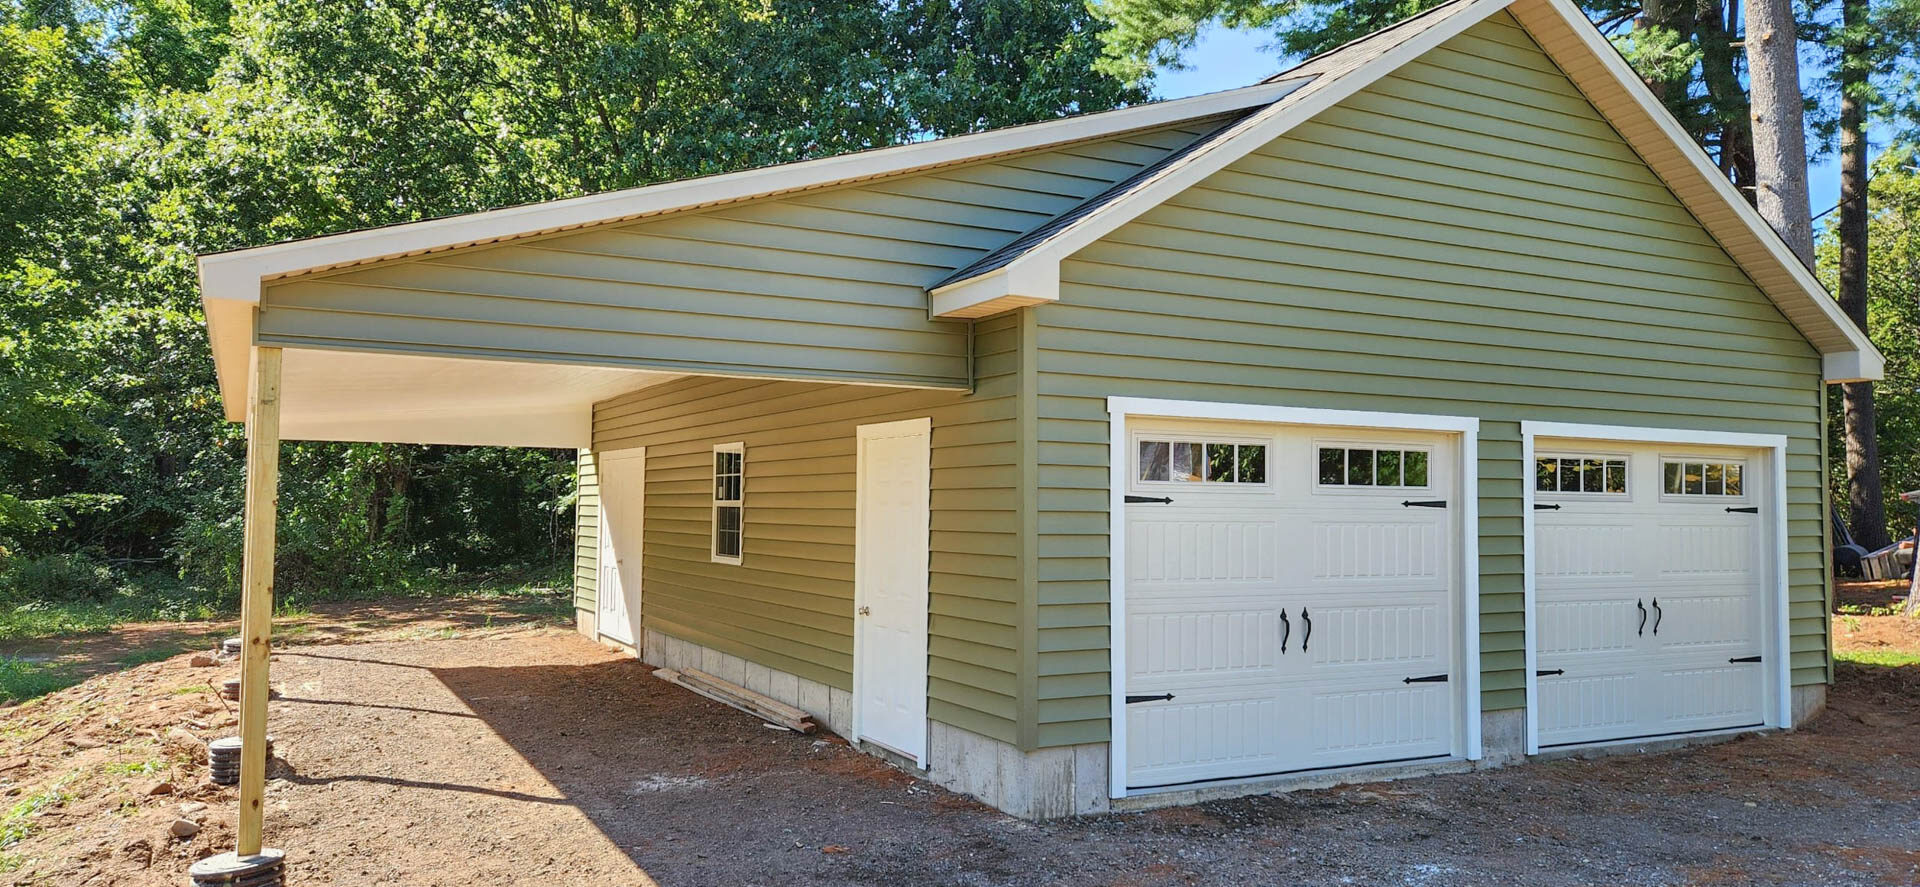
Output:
643,629,852,737
641,628,1105,818
1791,682,1827,727
925,721,1110,818
610,625,1837,820
1477,708,1527,766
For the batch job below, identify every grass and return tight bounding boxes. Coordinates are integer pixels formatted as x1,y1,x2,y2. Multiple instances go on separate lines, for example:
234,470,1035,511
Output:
0,564,570,644
1835,649,1920,667
0,659,81,704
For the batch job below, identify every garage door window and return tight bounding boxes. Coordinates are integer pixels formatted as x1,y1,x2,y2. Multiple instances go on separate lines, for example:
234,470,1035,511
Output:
1138,439,1267,484
1663,459,1743,497
1535,455,1627,495
1317,446,1429,488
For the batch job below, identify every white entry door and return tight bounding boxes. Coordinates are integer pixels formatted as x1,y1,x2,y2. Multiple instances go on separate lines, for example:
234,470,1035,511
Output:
1532,440,1768,747
1123,419,1462,790
853,418,932,762
596,448,645,648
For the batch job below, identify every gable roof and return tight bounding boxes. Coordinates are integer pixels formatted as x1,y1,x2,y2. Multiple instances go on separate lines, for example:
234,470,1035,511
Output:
927,0,1881,383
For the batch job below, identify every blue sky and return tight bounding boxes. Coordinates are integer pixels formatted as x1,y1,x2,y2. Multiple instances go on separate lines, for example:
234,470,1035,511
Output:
1149,24,1851,217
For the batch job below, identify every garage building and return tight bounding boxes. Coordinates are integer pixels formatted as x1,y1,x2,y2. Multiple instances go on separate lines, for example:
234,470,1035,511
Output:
199,0,1880,820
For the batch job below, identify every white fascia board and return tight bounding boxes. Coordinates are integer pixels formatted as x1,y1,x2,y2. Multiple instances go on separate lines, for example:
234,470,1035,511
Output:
985,0,1511,288
1522,0,1882,381
926,261,1060,318
1824,350,1882,384
195,80,1306,304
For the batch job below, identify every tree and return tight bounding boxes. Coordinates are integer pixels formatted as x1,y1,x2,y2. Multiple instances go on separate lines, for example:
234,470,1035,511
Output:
1832,0,1890,548
0,0,1148,600
1089,0,1765,191
1747,0,1818,263
1808,0,1920,549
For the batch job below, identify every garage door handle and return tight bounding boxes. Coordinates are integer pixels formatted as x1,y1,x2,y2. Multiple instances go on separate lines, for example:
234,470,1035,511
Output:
1533,503,1561,510
1725,506,1759,514
1729,655,1762,663
1650,598,1662,635
1536,669,1565,676
1126,693,1175,704
1301,608,1311,651
1125,495,1173,504
1401,499,1447,508
1278,609,1290,653
1637,599,1647,635
1403,673,1448,684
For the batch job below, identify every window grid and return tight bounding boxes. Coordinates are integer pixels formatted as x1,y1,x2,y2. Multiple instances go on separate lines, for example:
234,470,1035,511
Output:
1317,446,1430,488
712,444,744,563
1137,439,1268,484
1535,455,1627,495
1663,460,1744,497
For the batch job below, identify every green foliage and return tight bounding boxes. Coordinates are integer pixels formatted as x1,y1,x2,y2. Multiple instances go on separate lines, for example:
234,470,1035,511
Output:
0,0,1143,611
0,658,81,703
1823,146,1920,527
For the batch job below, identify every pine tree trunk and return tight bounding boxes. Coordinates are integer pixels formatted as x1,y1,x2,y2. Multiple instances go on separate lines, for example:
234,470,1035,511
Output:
1744,0,1816,266
1838,0,1890,553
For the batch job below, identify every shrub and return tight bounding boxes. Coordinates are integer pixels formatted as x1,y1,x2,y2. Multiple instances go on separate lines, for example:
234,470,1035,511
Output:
0,553,120,605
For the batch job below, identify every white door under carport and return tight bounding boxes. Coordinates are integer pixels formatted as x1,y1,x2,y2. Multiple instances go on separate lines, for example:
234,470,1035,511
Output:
596,447,645,648
1529,434,1774,748
1117,412,1470,792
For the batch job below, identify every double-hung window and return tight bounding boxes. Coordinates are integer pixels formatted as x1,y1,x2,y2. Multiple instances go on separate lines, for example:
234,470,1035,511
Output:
712,443,744,564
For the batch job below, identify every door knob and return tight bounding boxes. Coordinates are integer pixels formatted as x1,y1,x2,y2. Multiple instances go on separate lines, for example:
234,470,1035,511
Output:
858,606,871,616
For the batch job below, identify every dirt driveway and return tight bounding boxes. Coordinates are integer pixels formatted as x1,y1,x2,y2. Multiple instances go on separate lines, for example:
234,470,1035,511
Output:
10,627,1920,886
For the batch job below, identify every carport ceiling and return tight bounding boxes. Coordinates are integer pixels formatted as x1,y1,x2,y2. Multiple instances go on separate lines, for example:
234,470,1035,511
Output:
278,349,681,448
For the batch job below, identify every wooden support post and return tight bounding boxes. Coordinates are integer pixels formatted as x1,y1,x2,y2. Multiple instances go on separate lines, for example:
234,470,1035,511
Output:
236,346,282,858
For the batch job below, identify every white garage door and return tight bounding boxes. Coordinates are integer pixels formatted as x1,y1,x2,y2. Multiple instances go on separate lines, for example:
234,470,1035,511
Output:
1123,419,1462,790
1533,441,1768,748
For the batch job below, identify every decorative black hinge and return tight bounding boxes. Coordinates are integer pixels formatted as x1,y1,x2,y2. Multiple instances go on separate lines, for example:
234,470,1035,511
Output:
1725,506,1759,514
1533,503,1561,510
1401,500,1447,509
1728,655,1763,663
1125,693,1175,704
1403,673,1449,684
1125,495,1174,505
1536,668,1565,676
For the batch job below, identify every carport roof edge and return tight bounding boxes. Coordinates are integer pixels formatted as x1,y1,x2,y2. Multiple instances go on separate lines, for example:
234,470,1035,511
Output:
195,79,1307,419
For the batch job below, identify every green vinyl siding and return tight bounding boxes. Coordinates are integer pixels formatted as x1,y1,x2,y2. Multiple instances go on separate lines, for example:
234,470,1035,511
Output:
1025,12,1829,746
256,120,1223,391
592,314,1024,743
575,449,599,618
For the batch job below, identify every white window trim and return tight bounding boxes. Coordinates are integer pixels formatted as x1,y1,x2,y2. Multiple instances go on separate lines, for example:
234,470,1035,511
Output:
1106,396,1482,800
711,441,745,565
1520,421,1791,756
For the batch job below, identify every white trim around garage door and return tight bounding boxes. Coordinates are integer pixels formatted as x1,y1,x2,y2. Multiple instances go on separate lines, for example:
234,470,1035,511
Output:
1519,421,1792,756
1106,397,1482,800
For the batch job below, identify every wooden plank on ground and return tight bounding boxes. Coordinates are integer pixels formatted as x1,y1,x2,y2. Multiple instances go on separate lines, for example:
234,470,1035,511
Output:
653,668,818,733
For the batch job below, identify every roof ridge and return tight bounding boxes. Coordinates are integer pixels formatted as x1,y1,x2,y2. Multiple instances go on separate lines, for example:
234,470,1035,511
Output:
1261,0,1479,83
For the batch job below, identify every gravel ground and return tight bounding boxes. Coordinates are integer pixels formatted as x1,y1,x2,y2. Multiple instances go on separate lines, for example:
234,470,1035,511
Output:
14,628,1919,886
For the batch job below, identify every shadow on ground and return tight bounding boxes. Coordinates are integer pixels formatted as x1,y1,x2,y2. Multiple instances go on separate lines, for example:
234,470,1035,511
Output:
370,634,1920,887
